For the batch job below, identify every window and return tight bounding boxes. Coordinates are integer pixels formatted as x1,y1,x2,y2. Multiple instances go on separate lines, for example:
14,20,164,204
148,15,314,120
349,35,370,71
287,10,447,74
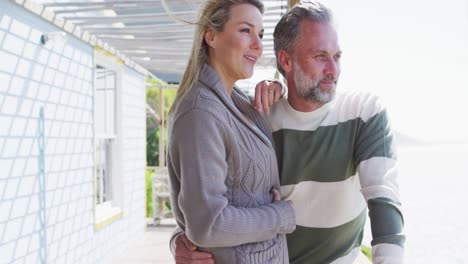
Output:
95,65,115,204
94,51,123,229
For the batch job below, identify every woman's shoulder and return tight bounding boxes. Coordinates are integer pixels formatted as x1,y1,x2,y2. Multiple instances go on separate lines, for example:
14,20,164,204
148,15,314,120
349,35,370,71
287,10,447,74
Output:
171,82,230,122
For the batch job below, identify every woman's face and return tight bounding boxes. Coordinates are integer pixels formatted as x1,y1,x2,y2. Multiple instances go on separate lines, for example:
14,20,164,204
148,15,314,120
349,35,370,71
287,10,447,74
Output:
206,3,264,86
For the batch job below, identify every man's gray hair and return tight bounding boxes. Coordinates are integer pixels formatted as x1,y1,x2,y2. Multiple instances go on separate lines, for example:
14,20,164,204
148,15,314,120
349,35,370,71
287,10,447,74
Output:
274,0,334,77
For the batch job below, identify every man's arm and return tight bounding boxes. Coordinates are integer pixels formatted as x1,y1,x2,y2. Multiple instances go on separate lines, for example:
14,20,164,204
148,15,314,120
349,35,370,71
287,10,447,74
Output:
355,95,405,263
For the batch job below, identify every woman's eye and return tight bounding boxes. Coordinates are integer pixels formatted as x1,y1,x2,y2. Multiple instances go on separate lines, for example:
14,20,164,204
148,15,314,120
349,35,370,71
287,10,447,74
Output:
258,33,264,39
240,28,250,33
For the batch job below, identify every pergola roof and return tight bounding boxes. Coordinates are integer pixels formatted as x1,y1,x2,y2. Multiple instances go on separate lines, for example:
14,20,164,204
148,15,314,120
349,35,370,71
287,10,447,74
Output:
26,0,288,83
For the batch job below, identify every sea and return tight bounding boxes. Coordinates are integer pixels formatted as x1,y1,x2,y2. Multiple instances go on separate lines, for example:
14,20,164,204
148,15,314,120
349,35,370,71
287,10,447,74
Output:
363,143,468,263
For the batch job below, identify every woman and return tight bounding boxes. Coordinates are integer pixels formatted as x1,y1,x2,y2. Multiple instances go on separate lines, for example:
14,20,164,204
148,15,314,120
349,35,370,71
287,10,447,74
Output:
167,0,295,263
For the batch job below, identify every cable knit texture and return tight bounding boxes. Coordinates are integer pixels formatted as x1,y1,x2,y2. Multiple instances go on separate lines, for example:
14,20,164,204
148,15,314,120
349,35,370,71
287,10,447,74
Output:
167,64,295,263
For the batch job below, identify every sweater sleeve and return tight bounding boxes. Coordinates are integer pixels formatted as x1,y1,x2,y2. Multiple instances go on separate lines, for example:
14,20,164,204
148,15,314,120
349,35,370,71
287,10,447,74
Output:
355,102,405,263
168,109,295,248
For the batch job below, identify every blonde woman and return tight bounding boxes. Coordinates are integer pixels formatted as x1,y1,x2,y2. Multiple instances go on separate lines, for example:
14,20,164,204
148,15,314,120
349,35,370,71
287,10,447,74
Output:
167,0,295,263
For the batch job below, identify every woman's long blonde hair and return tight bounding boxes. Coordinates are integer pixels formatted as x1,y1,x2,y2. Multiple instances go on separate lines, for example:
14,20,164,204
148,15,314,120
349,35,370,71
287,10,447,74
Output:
169,0,264,114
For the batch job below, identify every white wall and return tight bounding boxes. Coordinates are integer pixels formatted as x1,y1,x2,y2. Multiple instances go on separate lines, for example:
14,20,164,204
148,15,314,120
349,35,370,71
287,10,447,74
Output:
0,2,146,263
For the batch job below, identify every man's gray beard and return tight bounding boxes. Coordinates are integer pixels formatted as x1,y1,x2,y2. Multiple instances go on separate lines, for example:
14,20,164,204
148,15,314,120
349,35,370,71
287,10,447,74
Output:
293,60,337,104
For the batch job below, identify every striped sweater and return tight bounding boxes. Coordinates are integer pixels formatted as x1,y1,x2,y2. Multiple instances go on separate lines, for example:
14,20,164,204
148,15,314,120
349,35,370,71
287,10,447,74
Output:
268,91,405,264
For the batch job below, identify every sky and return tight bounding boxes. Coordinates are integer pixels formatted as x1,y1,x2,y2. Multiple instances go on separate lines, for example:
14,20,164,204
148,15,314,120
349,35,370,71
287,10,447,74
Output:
244,0,468,142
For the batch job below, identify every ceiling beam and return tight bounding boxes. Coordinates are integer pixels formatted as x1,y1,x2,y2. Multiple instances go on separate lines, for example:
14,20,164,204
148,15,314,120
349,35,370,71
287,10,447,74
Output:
98,35,193,41
82,22,186,31
71,12,196,26
64,10,194,21
85,27,192,34
43,1,162,8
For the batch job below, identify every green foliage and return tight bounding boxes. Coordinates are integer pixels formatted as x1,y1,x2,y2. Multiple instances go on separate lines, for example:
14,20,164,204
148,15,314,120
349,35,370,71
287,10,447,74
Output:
146,77,178,217
361,245,372,261
146,169,153,217
146,84,177,166
146,169,172,218
146,128,160,167
145,75,163,85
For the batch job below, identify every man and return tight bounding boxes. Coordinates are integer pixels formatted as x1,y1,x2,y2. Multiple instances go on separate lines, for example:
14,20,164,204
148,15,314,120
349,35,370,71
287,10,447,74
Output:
172,1,405,263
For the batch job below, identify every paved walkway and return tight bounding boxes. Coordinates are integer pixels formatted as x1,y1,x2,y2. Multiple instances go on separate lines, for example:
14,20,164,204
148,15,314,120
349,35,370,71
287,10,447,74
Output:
111,219,176,264
110,218,370,264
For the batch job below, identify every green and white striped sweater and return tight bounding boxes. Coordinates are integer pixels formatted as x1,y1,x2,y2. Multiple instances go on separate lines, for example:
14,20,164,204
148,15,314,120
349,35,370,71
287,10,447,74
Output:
268,91,405,264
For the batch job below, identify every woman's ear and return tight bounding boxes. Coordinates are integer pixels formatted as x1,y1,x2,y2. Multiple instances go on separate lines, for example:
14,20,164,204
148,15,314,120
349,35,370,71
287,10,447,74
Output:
279,49,292,74
204,29,216,48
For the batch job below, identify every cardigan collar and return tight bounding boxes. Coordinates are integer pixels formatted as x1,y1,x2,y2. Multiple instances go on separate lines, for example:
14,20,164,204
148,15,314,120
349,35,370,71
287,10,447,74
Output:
199,64,274,147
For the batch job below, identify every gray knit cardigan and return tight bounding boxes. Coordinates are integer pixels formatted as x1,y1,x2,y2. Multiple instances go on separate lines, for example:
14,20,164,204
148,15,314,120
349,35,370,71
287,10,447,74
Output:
167,64,295,263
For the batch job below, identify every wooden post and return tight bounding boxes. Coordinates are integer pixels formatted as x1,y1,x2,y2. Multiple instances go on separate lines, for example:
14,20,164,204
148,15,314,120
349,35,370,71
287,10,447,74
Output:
158,84,165,167
288,0,300,8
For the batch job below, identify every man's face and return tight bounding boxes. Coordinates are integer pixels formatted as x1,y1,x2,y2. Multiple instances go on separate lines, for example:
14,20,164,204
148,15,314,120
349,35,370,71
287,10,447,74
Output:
290,20,341,104
292,58,336,103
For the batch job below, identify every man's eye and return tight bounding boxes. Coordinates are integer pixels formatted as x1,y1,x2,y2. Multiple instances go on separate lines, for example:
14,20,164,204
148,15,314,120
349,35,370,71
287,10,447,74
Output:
315,54,327,60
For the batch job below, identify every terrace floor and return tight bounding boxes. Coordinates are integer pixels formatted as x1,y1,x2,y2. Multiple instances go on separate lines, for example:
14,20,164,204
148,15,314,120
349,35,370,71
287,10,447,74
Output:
111,218,176,264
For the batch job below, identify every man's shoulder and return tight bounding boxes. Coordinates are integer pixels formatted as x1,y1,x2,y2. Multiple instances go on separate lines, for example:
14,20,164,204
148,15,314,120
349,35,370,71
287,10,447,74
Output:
268,97,289,119
334,90,386,120
336,89,382,107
